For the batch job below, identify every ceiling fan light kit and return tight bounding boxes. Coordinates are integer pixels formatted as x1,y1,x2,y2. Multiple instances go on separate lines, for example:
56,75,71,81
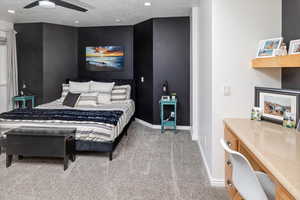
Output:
39,0,56,9
24,0,88,12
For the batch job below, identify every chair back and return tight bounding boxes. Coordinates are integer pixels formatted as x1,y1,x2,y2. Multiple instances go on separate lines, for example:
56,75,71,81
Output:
220,139,269,200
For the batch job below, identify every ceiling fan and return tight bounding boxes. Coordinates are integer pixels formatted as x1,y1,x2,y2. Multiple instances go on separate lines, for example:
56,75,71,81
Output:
24,0,88,12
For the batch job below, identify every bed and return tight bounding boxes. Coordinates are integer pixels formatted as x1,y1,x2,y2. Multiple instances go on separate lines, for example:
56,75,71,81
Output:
0,79,136,160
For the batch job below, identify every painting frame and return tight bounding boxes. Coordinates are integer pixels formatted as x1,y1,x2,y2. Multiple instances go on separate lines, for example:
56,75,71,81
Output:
288,39,300,55
256,37,283,58
255,87,300,124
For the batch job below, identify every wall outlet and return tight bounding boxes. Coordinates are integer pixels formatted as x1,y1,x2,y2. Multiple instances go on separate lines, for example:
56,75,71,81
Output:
141,77,144,83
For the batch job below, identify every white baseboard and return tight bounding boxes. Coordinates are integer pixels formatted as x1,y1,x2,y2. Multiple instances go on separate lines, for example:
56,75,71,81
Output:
197,141,225,187
135,118,191,131
191,127,199,141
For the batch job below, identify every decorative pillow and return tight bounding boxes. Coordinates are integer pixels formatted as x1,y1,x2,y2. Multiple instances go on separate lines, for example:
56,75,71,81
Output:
63,92,80,107
60,83,70,102
111,85,131,101
97,93,112,104
76,92,98,106
90,81,115,93
69,81,90,93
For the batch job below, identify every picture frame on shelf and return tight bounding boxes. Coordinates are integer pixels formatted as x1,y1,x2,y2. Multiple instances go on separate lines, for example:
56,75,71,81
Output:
256,37,283,58
255,87,300,125
288,39,300,55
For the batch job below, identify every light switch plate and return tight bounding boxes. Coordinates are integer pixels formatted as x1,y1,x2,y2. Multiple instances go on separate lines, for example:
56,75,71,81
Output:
141,77,144,83
224,86,231,96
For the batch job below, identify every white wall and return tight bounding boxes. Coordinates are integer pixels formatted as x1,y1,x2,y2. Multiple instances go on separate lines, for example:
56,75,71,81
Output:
196,0,282,184
197,0,213,174
0,20,13,113
191,7,200,141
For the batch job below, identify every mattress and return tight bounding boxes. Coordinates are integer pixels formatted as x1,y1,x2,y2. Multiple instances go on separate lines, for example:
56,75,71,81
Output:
0,99,135,142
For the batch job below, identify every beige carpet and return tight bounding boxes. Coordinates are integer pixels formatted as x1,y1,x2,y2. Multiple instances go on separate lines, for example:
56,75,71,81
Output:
0,122,228,200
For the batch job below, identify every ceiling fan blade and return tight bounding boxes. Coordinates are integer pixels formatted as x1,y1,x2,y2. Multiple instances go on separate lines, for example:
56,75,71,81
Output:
51,0,88,12
64,0,95,9
24,1,39,9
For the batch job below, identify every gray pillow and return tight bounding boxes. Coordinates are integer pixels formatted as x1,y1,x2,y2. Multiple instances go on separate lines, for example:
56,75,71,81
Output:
63,92,80,107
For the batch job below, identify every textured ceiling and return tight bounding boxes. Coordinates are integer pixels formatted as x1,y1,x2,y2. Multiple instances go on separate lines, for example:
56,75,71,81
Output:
0,0,199,27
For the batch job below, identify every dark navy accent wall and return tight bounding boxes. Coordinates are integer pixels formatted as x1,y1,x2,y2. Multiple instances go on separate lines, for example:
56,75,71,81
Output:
15,23,44,105
152,17,190,125
15,18,190,125
282,0,300,89
134,19,154,123
134,17,190,125
15,23,78,105
78,26,134,80
43,23,78,103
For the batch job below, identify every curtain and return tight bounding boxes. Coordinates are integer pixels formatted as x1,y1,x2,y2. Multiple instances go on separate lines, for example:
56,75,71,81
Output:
0,36,6,45
0,34,7,113
6,30,18,110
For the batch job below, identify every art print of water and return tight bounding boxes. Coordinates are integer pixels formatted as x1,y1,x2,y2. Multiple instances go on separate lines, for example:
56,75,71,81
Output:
86,46,124,71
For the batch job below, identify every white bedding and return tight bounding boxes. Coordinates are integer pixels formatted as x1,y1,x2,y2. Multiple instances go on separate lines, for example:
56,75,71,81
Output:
0,99,135,142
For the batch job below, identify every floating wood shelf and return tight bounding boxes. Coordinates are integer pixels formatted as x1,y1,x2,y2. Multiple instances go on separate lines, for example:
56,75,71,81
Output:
252,54,300,68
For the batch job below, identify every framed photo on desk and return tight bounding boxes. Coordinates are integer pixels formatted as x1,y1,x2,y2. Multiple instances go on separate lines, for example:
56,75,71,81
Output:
255,87,300,124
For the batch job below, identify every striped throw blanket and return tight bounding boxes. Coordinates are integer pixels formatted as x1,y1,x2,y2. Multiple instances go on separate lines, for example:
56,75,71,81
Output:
0,109,123,126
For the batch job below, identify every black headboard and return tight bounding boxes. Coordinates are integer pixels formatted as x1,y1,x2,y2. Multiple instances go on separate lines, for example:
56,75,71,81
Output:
66,78,136,101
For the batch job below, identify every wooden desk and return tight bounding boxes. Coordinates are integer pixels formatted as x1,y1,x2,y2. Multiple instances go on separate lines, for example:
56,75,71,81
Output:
224,119,299,200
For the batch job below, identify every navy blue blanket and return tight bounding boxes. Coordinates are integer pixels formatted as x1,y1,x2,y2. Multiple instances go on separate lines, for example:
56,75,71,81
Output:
0,109,123,126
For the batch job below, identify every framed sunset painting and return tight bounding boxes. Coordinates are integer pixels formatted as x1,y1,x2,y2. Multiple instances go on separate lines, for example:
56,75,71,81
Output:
86,46,125,71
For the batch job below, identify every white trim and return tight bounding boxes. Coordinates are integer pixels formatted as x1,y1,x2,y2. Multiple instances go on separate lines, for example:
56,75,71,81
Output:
191,7,200,141
192,130,199,141
197,141,225,187
135,118,191,131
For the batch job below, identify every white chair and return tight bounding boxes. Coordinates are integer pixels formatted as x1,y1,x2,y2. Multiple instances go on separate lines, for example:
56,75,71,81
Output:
220,139,276,200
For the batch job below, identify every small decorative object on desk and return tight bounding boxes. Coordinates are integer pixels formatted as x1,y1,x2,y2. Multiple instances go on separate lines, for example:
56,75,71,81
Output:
283,111,296,128
251,107,262,121
288,39,300,55
256,37,283,58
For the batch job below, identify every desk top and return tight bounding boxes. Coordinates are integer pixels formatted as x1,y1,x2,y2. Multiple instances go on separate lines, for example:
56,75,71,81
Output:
224,118,300,199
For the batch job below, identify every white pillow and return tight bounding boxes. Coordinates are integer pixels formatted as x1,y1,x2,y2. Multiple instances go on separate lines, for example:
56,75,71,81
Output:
76,92,98,106
90,81,115,93
97,93,112,104
69,81,90,93
111,85,131,101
